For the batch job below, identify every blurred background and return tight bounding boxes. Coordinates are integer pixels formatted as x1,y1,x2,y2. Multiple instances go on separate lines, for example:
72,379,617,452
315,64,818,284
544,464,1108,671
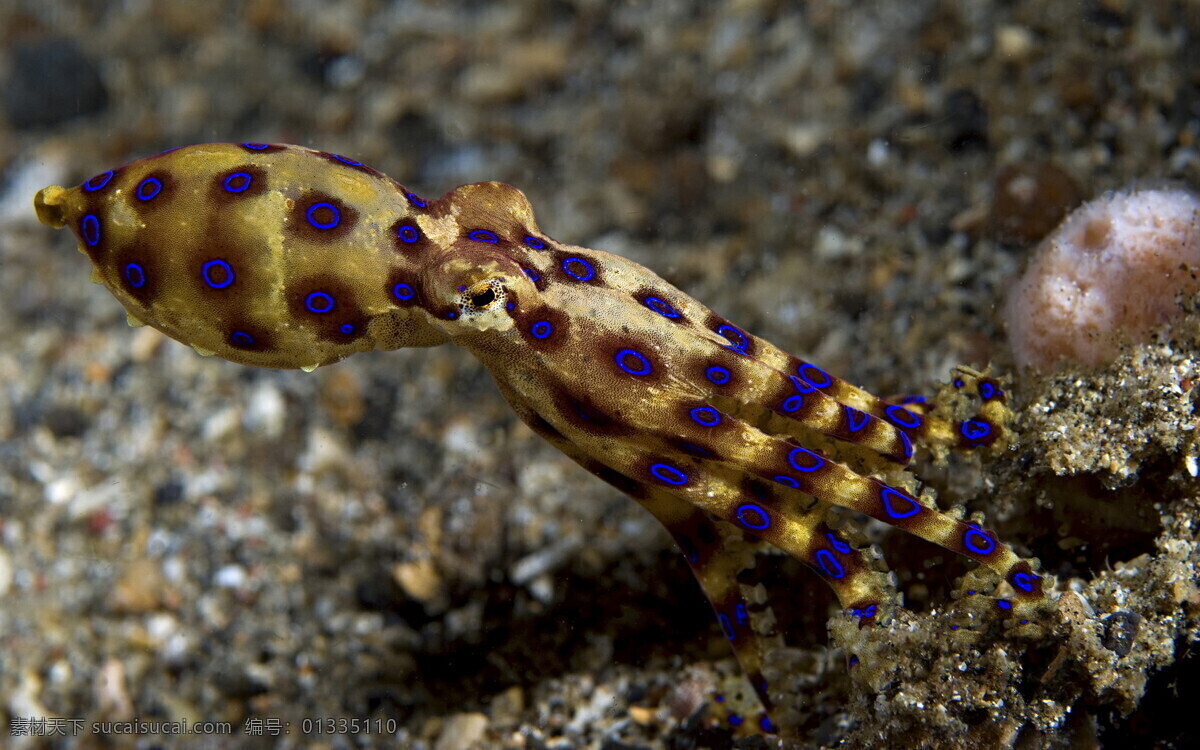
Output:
1,1,1197,748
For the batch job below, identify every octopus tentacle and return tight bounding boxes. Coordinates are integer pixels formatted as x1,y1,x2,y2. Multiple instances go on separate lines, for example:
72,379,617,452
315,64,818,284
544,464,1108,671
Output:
501,386,782,714
640,423,1043,606
681,351,916,465
631,489,780,715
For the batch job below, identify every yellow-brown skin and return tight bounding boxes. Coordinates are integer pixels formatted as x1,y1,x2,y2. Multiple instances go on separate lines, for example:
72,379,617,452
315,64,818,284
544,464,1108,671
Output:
36,143,1048,728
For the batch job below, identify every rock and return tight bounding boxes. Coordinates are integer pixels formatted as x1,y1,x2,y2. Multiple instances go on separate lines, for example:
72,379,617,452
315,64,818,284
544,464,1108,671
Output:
3,38,108,129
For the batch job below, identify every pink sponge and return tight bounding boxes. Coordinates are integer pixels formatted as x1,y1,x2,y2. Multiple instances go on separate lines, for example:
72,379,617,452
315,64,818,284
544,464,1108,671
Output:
1004,187,1200,371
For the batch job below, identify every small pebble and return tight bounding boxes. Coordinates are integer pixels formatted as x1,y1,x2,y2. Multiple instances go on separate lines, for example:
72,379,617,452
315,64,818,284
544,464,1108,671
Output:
1102,611,1143,657
110,559,170,614
995,25,1035,61
0,548,13,597
435,712,489,750
94,658,134,721
391,558,445,607
245,382,287,438
991,162,1081,245
214,564,247,589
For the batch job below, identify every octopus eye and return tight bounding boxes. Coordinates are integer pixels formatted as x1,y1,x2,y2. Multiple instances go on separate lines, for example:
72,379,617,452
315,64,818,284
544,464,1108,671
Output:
459,278,506,316
470,286,497,308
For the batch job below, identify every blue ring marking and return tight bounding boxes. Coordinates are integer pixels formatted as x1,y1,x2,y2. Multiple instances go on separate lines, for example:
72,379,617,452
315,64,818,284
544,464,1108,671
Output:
201,259,234,289
680,443,710,458
851,604,878,620
644,296,681,319
135,177,162,200
124,263,146,288
392,283,415,301
530,321,553,339
561,257,595,281
689,407,721,426
83,170,114,191
900,432,914,461
798,363,833,388
789,374,817,394
615,349,652,376
996,599,1013,610
716,324,748,352
305,291,335,314
815,549,845,579
826,532,851,554
735,603,748,626
901,394,927,405
880,487,921,519
773,475,799,488
468,229,499,243
158,147,180,154
406,192,427,208
223,172,252,193
885,404,923,429
705,366,731,385
728,714,744,727
849,655,860,667
572,403,597,423
81,214,101,246
396,224,420,243
760,716,776,733
649,462,688,486
788,447,824,472
979,381,997,400
1012,572,1037,593
506,302,514,310
953,378,965,388
306,202,341,229
230,331,256,347
960,419,992,440
963,527,996,555
458,285,467,292
447,311,458,319
717,613,736,641
781,394,804,413
523,267,540,282
844,406,870,432
523,235,546,249
950,624,960,631
339,323,355,335
735,503,771,530
332,153,361,166
242,142,270,149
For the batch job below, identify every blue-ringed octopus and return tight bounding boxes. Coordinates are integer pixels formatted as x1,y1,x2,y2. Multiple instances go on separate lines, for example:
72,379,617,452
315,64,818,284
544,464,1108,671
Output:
34,142,1051,732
